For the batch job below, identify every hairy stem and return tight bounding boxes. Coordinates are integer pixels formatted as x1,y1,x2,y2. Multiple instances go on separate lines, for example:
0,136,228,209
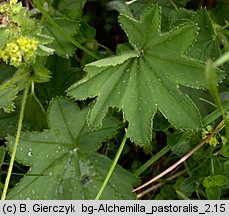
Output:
33,0,99,60
95,134,127,200
1,81,30,200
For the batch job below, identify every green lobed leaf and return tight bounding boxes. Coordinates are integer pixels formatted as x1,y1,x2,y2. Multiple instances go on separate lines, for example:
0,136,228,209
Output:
0,87,18,113
58,0,87,19
11,5,34,32
0,28,11,49
67,4,214,145
43,18,80,58
169,8,194,27
35,33,55,57
188,8,222,62
7,98,138,199
32,65,51,83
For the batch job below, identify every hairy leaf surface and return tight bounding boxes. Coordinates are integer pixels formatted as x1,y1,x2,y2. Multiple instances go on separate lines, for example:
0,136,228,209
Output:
7,98,138,199
67,5,212,145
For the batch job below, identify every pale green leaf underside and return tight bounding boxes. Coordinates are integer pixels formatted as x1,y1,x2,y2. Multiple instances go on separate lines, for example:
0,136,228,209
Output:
7,98,138,199
0,87,18,113
67,5,209,145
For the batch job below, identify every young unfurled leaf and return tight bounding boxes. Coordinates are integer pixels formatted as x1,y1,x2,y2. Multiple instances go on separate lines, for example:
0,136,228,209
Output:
7,98,139,199
67,5,219,145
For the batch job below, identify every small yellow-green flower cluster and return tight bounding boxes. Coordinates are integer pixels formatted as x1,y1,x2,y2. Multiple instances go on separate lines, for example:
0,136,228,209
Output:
0,36,38,66
11,0,18,4
0,4,8,13
202,125,213,139
0,0,17,13
17,36,38,61
202,125,227,147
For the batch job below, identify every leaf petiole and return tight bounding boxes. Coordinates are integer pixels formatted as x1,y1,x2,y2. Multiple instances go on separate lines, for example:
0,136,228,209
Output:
33,0,99,60
134,145,171,177
1,80,31,200
95,133,127,200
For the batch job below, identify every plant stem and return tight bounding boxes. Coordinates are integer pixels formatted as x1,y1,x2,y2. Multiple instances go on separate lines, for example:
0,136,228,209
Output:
126,0,138,5
95,134,127,200
169,0,178,10
133,120,225,192
33,0,99,60
203,101,229,126
1,81,30,200
137,169,186,199
134,102,229,179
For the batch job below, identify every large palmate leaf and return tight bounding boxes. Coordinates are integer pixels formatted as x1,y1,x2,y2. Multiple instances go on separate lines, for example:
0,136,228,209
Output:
67,5,217,145
7,98,138,199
